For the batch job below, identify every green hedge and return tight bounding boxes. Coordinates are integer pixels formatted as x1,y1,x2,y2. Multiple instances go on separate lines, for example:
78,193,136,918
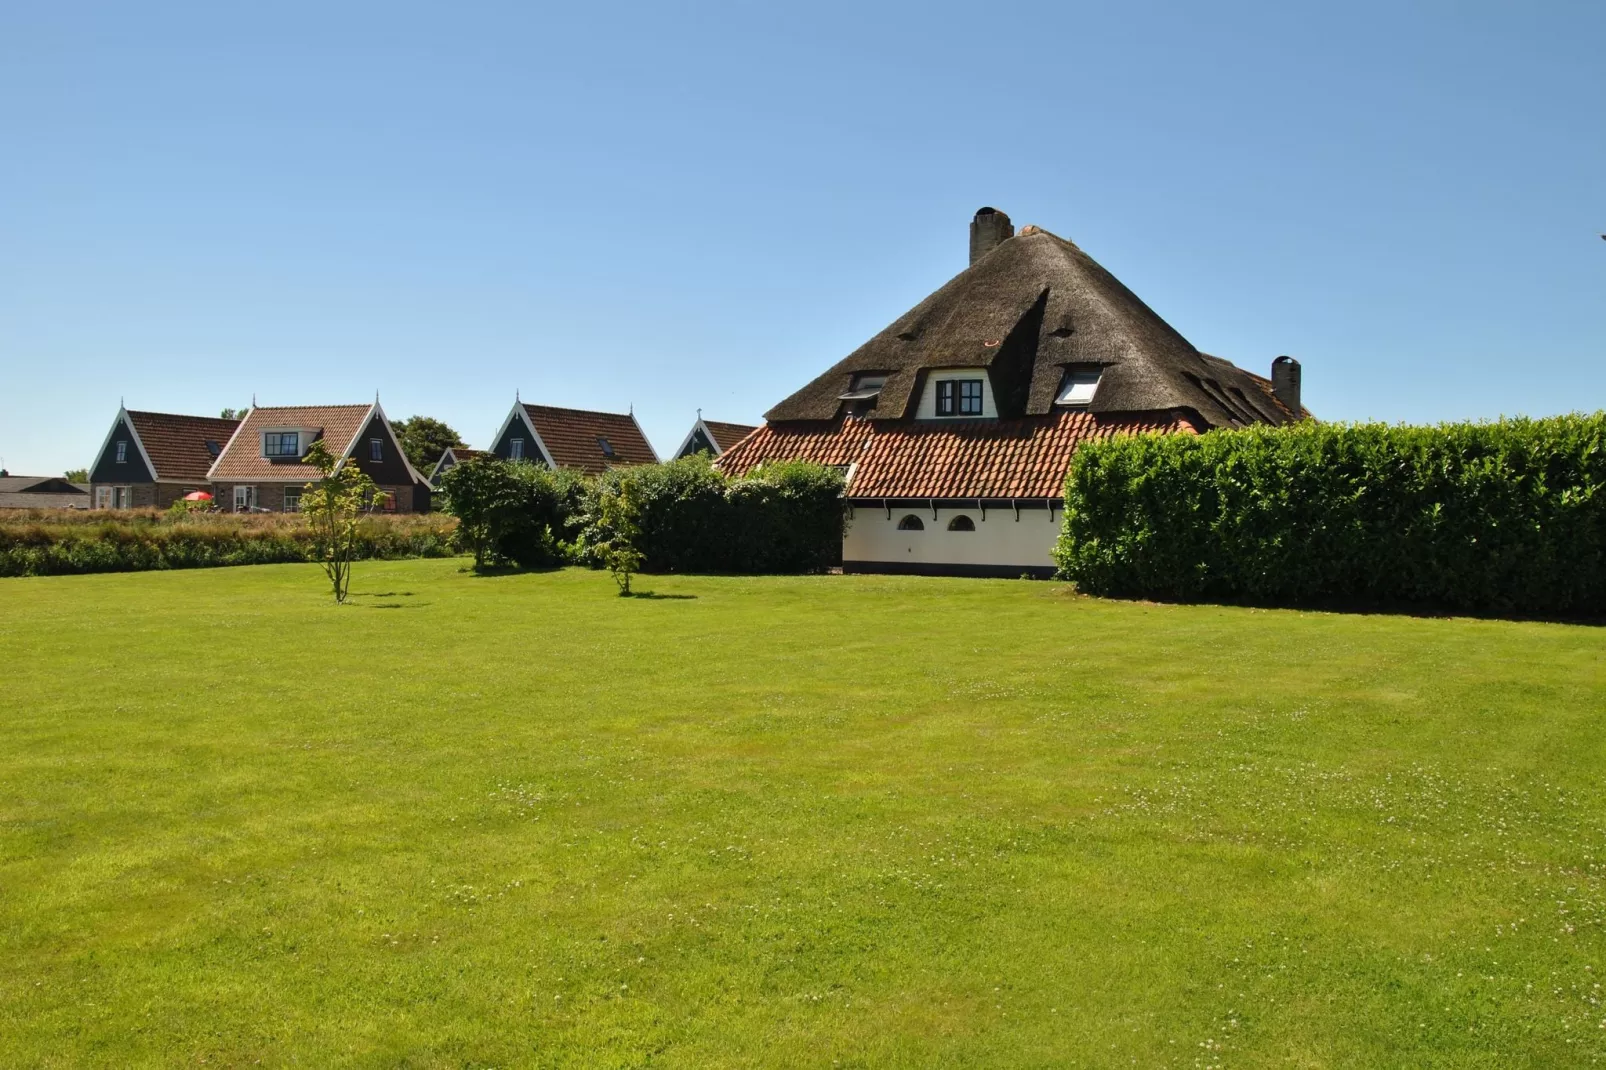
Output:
1054,414,1606,615
0,513,459,578
573,456,845,574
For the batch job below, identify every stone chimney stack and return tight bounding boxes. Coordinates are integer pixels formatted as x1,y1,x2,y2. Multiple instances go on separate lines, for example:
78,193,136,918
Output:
969,207,1014,266
1271,356,1302,417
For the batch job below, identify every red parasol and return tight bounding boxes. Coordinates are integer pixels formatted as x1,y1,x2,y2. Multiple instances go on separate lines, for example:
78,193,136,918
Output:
182,491,213,501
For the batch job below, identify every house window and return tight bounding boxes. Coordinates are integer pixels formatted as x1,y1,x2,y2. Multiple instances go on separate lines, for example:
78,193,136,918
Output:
1055,369,1102,407
233,485,256,513
897,514,924,531
370,438,383,462
283,487,302,513
263,431,300,457
936,379,984,416
95,487,111,509
509,438,524,461
947,515,976,531
112,487,131,509
598,436,615,458
204,440,221,459
115,441,127,463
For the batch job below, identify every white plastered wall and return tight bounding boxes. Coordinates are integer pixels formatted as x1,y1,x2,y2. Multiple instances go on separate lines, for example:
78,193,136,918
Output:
844,505,1059,570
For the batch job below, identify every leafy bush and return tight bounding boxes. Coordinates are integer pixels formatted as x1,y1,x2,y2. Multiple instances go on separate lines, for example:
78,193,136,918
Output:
1054,414,1606,615
0,512,459,578
439,457,586,570
574,455,844,574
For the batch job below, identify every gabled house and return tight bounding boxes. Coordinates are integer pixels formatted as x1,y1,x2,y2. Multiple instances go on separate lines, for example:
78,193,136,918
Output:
487,400,658,475
87,406,241,509
207,402,432,513
671,416,760,459
717,207,1307,577
0,475,91,510
428,446,490,488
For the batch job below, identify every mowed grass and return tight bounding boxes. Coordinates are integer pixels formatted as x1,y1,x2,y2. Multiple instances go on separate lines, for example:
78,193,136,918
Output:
1,561,1604,1068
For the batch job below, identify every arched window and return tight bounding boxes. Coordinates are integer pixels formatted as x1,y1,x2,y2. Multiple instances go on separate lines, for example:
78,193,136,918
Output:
947,515,976,531
897,514,924,531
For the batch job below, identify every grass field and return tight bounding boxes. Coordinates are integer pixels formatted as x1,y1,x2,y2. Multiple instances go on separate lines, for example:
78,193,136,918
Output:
2,560,1604,1067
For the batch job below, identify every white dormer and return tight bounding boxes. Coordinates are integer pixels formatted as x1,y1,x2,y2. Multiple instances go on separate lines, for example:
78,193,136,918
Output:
916,369,997,419
260,426,320,459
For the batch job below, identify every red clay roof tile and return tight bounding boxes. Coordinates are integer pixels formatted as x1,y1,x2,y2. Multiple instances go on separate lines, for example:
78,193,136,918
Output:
126,411,242,482
523,405,657,475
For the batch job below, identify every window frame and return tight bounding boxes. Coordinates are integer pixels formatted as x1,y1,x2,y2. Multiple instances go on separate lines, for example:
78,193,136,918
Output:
597,436,615,459
115,441,127,463
370,438,384,462
282,487,302,513
262,431,301,458
509,438,524,461
935,378,985,417
233,485,256,513
947,515,976,532
1055,368,1103,407
896,514,925,531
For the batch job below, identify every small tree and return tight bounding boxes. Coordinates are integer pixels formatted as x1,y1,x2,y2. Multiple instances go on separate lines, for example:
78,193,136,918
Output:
298,439,379,604
597,475,644,595
440,456,518,570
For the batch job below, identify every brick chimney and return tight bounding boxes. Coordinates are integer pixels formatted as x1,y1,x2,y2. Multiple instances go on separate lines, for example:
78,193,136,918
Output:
1271,356,1302,417
969,207,1014,265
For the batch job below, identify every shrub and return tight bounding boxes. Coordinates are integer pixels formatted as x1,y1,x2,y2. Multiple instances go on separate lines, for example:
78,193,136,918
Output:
0,512,459,578
1054,414,1606,615
574,455,844,574
440,457,586,570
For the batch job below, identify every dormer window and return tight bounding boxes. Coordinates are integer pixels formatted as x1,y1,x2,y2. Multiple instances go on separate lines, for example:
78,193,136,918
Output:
115,441,127,463
839,373,887,401
1055,368,1102,407
263,431,300,458
936,379,983,416
597,436,615,458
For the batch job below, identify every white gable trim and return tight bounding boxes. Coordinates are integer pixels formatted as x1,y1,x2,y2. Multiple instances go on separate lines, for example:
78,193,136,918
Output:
92,405,160,481
629,410,661,464
205,405,255,481
490,400,556,468
367,401,432,486
672,417,718,459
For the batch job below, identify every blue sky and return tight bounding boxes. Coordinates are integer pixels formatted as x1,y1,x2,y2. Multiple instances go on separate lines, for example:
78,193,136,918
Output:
1,0,1601,475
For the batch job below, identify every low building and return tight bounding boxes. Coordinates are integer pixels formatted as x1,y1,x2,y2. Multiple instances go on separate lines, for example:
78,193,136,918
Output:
487,400,658,474
207,402,432,513
427,446,490,488
0,475,91,510
671,416,760,459
87,406,241,509
718,207,1307,577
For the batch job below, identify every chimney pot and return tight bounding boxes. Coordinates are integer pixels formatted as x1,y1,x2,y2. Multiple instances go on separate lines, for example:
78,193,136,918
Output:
969,207,1014,265
1271,356,1303,418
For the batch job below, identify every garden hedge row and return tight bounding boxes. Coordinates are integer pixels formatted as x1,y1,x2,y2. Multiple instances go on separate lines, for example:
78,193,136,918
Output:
1054,414,1606,615
440,454,845,574
0,512,459,578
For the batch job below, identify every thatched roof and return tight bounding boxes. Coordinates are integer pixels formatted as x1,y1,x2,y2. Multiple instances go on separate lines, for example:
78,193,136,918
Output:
764,221,1300,429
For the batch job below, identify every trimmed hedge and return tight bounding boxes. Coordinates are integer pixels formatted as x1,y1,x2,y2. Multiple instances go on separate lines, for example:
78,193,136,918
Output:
573,456,845,574
1054,414,1606,615
0,512,459,578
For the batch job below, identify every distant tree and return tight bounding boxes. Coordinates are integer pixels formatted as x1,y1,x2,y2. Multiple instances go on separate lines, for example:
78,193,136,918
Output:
439,456,520,570
596,475,644,596
298,439,379,604
392,416,465,473
220,407,250,420
64,468,88,482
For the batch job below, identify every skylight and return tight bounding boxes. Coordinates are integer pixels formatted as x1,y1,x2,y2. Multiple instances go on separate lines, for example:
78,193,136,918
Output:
1055,369,1102,407
597,436,615,458
838,374,887,401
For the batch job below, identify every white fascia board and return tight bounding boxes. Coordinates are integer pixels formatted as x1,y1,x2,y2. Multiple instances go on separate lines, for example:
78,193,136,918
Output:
205,405,255,481
631,410,661,463
370,400,432,486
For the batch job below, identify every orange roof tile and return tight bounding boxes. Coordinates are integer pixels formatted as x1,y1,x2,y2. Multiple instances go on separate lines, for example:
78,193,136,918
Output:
523,405,657,475
209,404,373,481
717,411,1193,500
126,411,241,481
703,421,760,452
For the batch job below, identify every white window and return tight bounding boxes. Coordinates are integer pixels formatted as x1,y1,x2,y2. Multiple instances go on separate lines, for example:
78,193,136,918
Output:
233,485,256,513
283,487,302,513
1056,369,1102,407
115,441,127,463
113,487,131,509
370,438,384,462
95,487,111,509
509,438,524,461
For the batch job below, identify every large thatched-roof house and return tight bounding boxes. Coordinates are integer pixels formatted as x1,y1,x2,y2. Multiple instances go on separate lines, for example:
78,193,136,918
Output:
718,207,1307,577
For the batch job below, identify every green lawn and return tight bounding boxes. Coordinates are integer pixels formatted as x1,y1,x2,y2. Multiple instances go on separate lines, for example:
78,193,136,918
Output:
2,561,1604,1067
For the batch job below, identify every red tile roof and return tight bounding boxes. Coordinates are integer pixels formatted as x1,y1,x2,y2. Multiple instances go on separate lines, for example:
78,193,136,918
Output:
523,404,657,475
126,411,241,481
209,405,373,481
703,421,760,452
717,410,1196,500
